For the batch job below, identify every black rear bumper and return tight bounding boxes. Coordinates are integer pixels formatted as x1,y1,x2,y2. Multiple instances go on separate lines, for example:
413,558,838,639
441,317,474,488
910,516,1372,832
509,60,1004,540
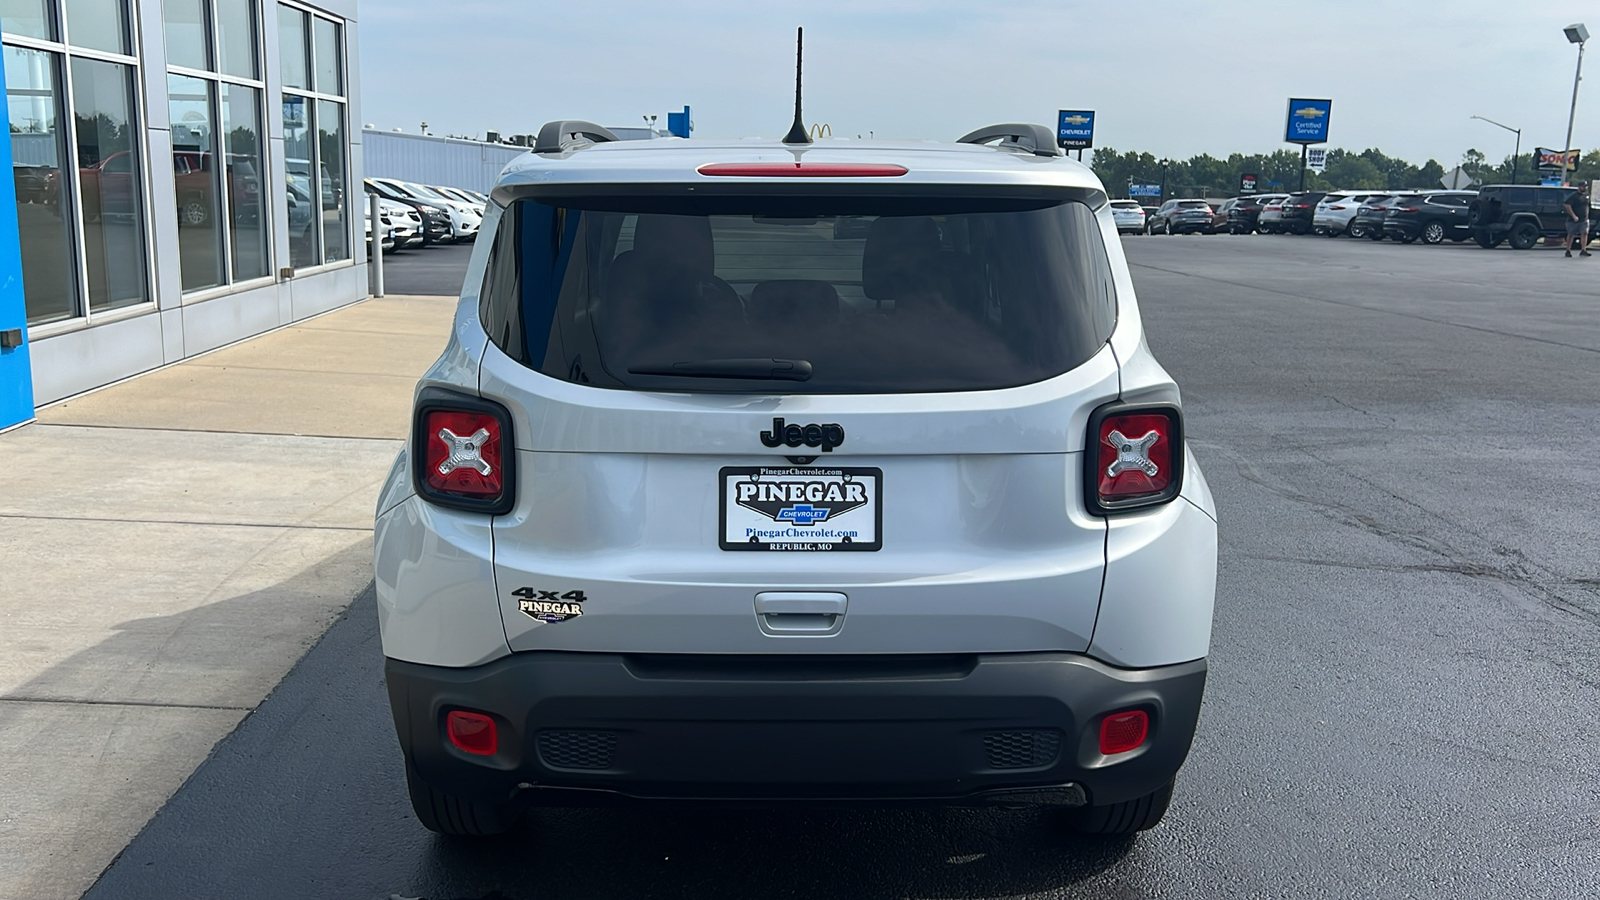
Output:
386,651,1207,808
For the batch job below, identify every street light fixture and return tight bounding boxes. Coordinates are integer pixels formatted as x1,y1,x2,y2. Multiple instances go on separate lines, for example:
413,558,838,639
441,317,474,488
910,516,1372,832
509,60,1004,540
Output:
1560,23,1588,186
1471,115,1522,183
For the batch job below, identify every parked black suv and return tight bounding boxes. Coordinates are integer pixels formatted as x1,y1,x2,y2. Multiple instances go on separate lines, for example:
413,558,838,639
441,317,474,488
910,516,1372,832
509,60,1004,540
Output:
1468,184,1599,249
1226,193,1287,234
1352,194,1409,241
1382,191,1477,244
1275,192,1327,235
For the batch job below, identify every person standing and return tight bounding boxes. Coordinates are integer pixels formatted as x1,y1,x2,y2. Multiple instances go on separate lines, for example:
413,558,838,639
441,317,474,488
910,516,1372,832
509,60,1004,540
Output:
1565,180,1592,257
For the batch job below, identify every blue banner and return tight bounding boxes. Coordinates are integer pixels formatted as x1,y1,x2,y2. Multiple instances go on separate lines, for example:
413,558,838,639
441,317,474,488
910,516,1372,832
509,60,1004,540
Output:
1285,98,1332,144
1128,183,1162,197
1057,110,1095,150
0,55,34,430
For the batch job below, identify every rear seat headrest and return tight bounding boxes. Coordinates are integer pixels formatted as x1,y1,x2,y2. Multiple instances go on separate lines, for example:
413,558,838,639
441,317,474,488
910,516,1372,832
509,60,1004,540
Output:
632,214,716,276
862,216,942,300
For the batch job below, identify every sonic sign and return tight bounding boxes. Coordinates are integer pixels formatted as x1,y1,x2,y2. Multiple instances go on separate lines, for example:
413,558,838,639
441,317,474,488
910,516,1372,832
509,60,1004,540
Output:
1285,98,1332,144
1057,110,1095,150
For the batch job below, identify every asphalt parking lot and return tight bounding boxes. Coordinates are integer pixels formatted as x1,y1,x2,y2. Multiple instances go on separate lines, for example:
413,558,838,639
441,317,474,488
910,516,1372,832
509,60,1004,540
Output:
83,235,1600,900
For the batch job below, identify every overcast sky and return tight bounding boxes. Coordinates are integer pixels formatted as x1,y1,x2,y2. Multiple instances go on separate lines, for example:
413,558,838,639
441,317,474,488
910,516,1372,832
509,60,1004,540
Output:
358,0,1597,166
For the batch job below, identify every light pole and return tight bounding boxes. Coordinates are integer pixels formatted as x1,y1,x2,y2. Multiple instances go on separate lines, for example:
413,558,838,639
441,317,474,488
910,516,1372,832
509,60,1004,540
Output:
1471,115,1522,183
1561,23,1588,186
1159,158,1171,200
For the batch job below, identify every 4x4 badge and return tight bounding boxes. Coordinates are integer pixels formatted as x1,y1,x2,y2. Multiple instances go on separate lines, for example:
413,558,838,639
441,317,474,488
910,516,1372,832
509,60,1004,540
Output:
512,587,587,623
760,417,845,453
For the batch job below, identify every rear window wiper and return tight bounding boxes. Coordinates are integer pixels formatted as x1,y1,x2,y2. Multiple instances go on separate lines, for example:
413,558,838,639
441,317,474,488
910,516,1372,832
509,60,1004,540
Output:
627,358,813,381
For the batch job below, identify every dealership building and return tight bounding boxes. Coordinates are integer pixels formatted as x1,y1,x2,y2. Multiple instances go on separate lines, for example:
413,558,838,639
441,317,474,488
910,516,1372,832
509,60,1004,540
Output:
0,0,366,429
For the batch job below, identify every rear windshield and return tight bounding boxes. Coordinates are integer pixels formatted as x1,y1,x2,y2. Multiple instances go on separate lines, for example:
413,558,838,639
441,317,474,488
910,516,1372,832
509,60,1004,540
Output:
1178,200,1210,208
1110,200,1141,209
480,197,1118,394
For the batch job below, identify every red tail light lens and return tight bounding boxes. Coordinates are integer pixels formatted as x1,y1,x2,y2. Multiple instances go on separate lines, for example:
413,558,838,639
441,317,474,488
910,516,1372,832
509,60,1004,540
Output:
1099,710,1149,755
1085,403,1184,515
423,409,503,497
412,388,515,515
1399,206,1420,213
446,710,498,756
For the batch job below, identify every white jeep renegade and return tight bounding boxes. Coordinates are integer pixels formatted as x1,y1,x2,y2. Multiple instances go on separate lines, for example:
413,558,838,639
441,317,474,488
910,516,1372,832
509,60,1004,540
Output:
373,120,1218,837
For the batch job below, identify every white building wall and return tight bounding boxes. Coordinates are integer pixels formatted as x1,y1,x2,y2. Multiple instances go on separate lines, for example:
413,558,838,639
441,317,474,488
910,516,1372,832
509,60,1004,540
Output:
361,131,528,194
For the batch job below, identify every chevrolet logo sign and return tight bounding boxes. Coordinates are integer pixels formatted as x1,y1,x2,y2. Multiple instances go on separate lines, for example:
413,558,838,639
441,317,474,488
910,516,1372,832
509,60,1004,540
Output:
1061,115,1091,125
1294,106,1327,119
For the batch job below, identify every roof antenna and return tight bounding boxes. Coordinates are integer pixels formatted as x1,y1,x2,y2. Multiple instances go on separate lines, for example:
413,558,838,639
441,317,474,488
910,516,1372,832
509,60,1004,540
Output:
782,27,812,145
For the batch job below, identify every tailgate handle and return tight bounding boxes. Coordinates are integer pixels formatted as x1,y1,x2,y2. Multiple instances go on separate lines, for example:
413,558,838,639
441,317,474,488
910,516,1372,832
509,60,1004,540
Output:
755,592,847,637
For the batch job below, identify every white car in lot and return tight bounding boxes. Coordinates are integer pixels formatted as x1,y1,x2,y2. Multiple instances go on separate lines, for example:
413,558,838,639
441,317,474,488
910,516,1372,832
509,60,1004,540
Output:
373,120,1218,838
1314,191,1382,236
371,177,483,242
379,198,423,249
1109,200,1147,235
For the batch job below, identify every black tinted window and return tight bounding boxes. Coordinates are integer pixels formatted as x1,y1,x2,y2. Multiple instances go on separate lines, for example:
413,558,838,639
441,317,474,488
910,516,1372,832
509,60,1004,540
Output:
488,197,1117,394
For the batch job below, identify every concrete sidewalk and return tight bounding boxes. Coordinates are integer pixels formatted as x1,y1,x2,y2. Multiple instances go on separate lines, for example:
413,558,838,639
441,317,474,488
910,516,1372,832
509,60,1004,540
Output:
0,294,456,900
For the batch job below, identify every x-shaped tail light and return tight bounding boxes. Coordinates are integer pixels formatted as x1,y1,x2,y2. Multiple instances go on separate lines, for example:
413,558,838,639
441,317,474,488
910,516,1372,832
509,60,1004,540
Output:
437,427,494,476
1087,404,1183,515
413,389,514,515
1105,429,1161,478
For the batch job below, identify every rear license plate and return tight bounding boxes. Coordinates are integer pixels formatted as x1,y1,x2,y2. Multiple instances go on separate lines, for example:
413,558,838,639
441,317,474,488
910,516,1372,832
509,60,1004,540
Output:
720,466,882,551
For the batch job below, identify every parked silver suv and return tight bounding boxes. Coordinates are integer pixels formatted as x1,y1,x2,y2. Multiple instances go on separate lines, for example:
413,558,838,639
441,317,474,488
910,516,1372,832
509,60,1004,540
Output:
373,120,1219,837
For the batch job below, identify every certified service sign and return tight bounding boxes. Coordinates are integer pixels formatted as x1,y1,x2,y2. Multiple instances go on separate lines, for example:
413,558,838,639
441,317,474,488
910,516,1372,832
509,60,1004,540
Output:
1284,98,1332,144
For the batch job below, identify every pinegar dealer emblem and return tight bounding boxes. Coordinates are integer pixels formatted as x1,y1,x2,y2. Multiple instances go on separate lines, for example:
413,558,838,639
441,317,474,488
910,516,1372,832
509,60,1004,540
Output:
735,472,867,525
759,417,845,452
513,587,587,623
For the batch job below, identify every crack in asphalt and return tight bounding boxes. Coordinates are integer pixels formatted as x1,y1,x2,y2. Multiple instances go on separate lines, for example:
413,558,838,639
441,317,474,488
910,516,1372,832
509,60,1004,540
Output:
1195,439,1600,628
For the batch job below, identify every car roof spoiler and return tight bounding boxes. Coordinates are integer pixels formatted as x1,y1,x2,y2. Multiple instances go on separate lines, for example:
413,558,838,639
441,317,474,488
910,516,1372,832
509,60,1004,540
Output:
957,123,1062,158
533,120,620,154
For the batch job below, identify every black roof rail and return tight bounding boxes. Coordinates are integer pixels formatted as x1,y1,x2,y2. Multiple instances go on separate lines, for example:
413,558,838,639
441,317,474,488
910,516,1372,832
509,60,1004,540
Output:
957,123,1062,158
533,120,620,154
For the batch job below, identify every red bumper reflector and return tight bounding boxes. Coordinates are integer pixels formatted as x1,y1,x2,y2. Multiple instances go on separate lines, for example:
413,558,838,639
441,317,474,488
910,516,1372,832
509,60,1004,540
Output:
696,162,909,177
1099,710,1150,755
446,710,498,756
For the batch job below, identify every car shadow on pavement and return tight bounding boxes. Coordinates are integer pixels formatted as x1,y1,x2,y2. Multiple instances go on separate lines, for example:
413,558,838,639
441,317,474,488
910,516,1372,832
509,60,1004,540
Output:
0,540,373,900
77,575,1145,900
412,805,1138,900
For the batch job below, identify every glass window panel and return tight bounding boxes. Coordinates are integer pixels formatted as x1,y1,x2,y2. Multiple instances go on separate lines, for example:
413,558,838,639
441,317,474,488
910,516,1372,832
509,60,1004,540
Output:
216,0,257,79
1,0,54,40
220,84,267,280
316,98,345,263
276,4,306,89
64,0,129,54
71,57,149,312
5,46,78,324
161,0,209,71
167,73,222,291
282,93,316,267
311,16,339,95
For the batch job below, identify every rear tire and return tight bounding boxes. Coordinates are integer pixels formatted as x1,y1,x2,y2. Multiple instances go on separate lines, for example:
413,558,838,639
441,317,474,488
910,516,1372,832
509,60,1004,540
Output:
1421,222,1446,245
1508,220,1540,250
1348,221,1366,239
406,760,523,836
1473,228,1501,249
1062,780,1175,835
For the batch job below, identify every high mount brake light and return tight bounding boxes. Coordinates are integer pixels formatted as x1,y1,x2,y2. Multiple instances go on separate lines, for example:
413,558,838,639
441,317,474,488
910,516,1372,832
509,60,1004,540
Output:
412,387,515,515
1084,402,1184,515
696,162,909,177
